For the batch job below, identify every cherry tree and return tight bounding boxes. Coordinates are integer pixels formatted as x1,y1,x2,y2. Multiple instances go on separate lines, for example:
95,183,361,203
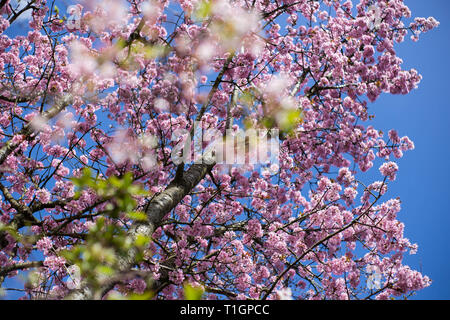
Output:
0,0,439,300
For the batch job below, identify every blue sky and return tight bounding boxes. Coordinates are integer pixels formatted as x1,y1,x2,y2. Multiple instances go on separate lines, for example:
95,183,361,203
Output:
363,0,450,300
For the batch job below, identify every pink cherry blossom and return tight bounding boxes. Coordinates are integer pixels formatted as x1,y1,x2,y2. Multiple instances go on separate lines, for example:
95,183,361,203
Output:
0,0,438,301
379,161,399,181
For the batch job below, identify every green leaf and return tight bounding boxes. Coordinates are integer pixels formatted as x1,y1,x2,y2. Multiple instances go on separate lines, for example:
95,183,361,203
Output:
143,45,169,59
277,108,303,133
262,116,276,129
116,38,128,50
134,233,151,247
194,0,212,20
184,283,204,300
60,248,80,263
127,211,148,222
71,168,94,188
95,265,115,276
239,89,255,107
0,224,21,242
128,185,149,196
108,175,122,189
127,291,154,300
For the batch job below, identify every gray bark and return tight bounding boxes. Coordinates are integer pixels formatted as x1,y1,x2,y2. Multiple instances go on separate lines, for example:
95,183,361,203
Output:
132,162,214,238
